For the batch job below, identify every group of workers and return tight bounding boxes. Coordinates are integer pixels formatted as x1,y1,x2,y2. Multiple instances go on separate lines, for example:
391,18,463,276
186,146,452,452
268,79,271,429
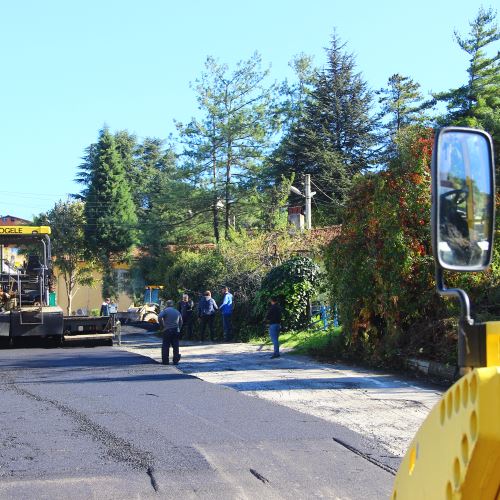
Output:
158,286,234,365
158,287,282,366
99,286,282,367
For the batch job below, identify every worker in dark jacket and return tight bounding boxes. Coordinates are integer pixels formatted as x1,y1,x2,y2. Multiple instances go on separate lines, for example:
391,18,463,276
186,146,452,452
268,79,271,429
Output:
100,298,111,317
198,290,218,341
265,296,282,359
158,300,183,365
178,293,195,338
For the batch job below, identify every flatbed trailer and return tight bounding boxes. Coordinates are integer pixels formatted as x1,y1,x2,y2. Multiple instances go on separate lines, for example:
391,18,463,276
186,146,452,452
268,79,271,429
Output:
63,315,114,344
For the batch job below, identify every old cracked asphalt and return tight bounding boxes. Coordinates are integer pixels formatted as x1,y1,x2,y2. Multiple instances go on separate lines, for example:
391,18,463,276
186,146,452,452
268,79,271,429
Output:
0,330,398,499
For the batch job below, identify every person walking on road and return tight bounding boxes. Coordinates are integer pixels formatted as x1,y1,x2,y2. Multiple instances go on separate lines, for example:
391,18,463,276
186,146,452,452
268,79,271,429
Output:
266,296,282,359
198,291,218,341
219,286,233,342
178,293,195,338
158,300,183,365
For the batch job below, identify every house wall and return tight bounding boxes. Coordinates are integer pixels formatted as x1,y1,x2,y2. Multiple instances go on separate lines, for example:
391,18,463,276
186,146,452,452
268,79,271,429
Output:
54,269,133,315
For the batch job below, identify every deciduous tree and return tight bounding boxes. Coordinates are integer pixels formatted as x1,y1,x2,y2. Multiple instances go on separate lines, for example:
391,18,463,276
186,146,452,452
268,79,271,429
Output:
36,201,95,315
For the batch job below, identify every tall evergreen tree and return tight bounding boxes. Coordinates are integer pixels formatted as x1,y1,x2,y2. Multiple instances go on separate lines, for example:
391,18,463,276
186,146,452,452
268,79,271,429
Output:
267,55,316,183
178,53,278,240
271,34,378,221
82,127,138,298
377,74,427,159
434,7,499,170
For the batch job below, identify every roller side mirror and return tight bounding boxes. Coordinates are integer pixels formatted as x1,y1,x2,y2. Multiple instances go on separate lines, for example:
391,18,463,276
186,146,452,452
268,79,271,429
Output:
432,127,495,271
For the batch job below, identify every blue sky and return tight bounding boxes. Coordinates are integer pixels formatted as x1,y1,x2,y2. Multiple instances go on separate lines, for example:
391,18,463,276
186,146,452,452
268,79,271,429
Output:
0,0,490,220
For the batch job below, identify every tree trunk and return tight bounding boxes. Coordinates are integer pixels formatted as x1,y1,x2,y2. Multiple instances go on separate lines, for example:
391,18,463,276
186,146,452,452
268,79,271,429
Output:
224,142,232,239
64,274,72,316
212,149,219,243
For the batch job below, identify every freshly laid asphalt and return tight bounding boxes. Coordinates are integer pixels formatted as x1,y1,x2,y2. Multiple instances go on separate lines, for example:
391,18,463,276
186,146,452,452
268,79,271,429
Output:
0,341,393,499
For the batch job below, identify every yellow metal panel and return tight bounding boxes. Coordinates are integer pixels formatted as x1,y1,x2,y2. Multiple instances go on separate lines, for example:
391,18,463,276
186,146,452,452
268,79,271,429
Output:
486,322,500,367
112,262,130,270
0,225,51,235
392,367,500,499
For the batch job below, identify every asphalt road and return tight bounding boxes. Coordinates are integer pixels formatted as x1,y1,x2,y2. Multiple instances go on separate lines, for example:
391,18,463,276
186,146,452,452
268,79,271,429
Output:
120,329,442,460
0,341,393,499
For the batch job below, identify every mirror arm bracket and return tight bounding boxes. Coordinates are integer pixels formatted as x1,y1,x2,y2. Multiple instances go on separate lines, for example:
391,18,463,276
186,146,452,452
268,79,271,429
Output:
435,267,473,325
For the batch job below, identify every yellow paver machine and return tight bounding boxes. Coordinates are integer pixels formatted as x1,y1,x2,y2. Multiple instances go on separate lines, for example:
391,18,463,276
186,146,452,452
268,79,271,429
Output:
0,225,114,346
393,127,500,498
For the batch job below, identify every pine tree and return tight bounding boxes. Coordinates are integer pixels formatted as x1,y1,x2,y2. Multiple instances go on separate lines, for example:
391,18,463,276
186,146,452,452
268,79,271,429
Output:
178,53,278,240
434,7,499,168
377,74,427,159
271,33,378,222
83,127,138,298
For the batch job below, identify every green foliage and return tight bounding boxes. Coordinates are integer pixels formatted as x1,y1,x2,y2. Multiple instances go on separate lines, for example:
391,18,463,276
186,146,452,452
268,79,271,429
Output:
81,127,138,297
257,256,321,330
165,251,226,298
177,53,278,241
434,7,500,180
325,126,500,365
271,33,378,223
377,74,428,160
35,200,96,315
83,127,138,256
251,324,343,356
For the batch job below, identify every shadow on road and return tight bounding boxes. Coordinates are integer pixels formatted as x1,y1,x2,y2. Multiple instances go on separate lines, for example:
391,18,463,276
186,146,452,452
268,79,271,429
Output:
0,346,157,370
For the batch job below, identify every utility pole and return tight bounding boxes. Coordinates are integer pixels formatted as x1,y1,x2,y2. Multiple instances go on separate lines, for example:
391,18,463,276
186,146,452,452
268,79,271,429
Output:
290,176,315,231
305,174,312,230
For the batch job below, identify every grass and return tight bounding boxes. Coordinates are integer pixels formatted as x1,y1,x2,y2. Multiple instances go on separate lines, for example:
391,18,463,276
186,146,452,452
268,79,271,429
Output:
250,322,343,357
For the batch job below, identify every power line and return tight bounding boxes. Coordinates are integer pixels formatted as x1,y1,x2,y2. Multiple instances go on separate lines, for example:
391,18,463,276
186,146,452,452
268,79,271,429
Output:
310,179,335,202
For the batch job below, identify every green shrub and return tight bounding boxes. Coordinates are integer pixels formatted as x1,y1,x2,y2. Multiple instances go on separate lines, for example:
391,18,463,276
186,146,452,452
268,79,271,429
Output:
324,126,500,366
256,256,322,330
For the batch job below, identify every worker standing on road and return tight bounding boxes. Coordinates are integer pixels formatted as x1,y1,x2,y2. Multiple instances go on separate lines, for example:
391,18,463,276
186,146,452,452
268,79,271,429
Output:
266,297,282,359
178,293,195,338
219,286,233,342
158,300,183,365
198,291,218,342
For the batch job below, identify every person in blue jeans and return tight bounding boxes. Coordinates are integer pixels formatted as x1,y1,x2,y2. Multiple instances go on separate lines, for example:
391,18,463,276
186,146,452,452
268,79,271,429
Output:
198,291,218,341
266,296,282,359
219,286,233,342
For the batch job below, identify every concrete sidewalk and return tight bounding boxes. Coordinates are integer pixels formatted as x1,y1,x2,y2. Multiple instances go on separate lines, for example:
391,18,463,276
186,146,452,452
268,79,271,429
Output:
119,327,443,461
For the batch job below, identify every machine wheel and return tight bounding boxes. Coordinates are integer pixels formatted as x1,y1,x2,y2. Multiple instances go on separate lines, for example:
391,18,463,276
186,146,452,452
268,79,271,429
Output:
50,336,64,347
143,313,158,324
0,337,11,349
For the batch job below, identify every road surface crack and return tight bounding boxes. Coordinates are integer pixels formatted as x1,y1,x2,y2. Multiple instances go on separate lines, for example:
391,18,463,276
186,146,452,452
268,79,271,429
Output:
6,382,160,492
250,468,270,484
332,437,396,476
147,467,160,492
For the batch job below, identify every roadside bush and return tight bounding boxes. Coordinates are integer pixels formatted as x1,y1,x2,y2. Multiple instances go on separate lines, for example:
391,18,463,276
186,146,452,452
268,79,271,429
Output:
132,227,328,341
256,256,322,330
325,126,500,366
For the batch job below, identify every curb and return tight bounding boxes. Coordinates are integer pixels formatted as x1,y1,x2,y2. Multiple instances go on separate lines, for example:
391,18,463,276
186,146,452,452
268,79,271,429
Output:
405,357,457,382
